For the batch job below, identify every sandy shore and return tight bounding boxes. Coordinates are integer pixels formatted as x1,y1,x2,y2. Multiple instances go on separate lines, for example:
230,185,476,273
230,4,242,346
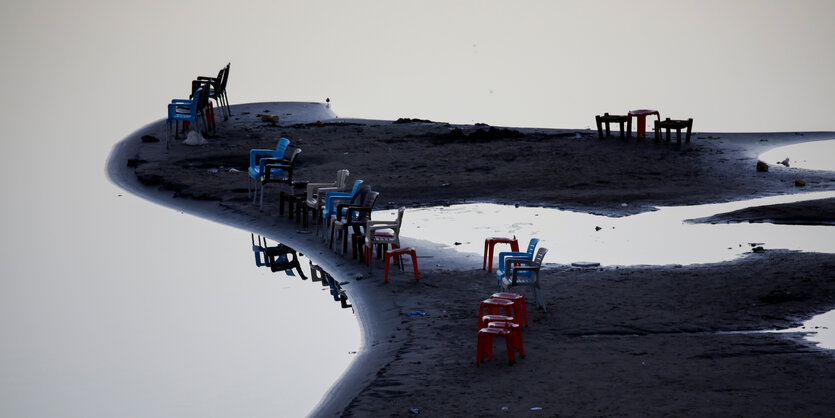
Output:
111,102,835,417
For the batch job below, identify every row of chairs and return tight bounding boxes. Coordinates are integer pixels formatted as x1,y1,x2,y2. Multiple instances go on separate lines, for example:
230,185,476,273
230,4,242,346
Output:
166,63,231,145
247,138,408,276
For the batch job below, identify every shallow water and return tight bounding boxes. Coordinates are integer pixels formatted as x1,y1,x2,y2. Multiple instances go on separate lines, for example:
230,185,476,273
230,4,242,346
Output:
0,179,359,418
759,139,835,172
391,191,835,351
398,191,835,267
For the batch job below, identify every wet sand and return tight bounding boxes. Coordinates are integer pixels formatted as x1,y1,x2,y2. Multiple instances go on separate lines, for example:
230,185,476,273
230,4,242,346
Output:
112,102,835,417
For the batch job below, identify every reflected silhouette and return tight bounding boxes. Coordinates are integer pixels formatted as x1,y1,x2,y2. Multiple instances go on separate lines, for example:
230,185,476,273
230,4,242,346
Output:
250,234,306,279
250,234,352,309
310,260,352,309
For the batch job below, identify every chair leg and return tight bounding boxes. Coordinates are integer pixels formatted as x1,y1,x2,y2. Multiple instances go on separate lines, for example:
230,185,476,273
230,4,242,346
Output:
410,251,419,281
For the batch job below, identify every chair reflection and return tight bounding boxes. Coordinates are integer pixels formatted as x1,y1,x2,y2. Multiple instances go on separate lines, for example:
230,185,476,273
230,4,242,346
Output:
310,260,353,310
249,234,352,309
250,234,306,279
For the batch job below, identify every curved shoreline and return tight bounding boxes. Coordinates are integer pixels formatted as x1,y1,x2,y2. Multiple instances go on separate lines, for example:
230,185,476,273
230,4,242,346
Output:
110,102,835,416
106,105,393,417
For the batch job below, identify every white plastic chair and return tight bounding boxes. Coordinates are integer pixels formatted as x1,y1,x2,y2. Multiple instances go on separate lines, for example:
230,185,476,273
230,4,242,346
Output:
364,207,406,273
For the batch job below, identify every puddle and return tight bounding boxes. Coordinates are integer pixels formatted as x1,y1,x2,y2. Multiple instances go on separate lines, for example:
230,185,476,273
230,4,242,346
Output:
759,139,835,172
397,191,835,267
761,309,835,350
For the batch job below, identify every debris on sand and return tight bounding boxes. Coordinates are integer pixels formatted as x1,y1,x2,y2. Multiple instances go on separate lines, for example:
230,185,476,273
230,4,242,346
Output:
756,160,769,172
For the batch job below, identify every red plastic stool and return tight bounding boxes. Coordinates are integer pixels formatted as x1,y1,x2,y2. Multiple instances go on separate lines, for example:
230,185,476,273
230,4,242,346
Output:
477,298,515,323
483,236,520,272
627,109,660,140
476,326,518,366
490,292,528,327
384,247,419,283
479,314,515,331
487,321,525,359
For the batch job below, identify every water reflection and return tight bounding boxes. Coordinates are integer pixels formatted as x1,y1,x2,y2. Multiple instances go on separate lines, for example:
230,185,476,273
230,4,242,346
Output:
250,234,353,310
251,234,306,278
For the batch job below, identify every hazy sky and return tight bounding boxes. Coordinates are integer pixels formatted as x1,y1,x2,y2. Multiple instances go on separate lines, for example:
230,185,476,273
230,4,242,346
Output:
1,0,834,138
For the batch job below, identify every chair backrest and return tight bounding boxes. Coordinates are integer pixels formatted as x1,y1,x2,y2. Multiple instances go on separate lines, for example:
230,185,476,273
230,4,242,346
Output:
393,207,406,228
336,169,350,189
526,238,540,256
349,179,363,195
532,247,548,267
195,83,211,111
351,185,372,205
218,63,230,93
287,148,301,164
275,137,290,155
353,190,379,222
187,87,203,113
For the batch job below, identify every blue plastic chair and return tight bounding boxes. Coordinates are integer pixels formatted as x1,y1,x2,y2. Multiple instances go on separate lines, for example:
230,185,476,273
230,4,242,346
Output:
321,180,364,238
497,247,549,311
167,85,210,145
495,238,539,289
248,137,290,199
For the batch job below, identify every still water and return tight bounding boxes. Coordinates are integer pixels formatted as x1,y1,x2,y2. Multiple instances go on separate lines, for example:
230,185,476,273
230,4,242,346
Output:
401,191,835,267
0,158,359,417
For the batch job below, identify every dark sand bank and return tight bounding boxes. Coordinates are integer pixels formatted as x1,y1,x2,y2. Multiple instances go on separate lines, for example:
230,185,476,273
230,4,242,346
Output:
112,102,835,416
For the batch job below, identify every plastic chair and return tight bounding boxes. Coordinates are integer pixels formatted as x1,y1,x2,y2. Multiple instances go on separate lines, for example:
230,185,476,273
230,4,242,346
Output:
258,147,302,210
321,180,364,239
248,137,290,199
195,63,231,120
498,247,549,312
250,234,306,278
167,85,210,145
364,207,406,273
330,189,379,255
304,169,350,231
495,238,540,282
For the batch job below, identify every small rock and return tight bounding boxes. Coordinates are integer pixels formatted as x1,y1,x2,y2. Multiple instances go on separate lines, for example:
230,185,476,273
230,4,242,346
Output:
756,160,769,172
595,226,602,231
140,134,160,143
795,179,806,187
779,158,790,167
